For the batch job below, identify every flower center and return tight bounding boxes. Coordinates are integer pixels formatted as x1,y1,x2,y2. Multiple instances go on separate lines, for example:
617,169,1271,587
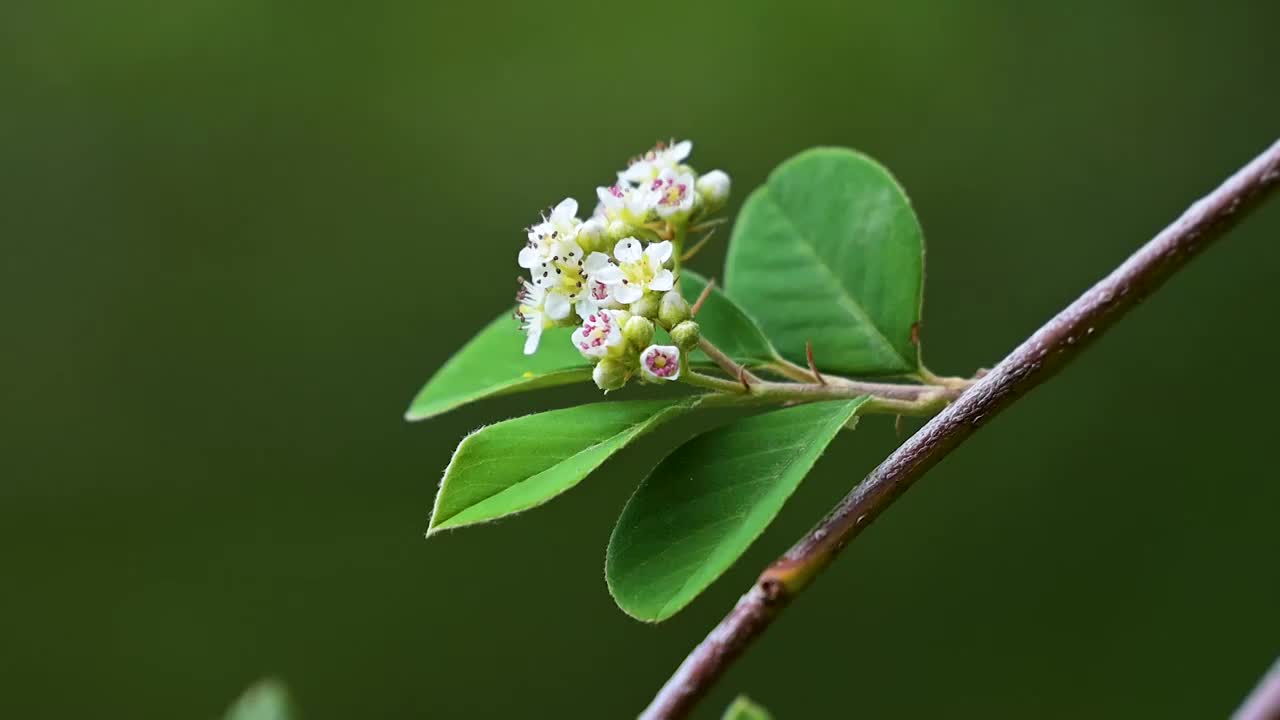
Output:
577,313,616,351
645,350,678,377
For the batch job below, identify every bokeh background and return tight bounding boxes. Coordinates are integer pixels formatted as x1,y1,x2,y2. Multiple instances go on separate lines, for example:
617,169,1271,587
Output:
3,1,1278,717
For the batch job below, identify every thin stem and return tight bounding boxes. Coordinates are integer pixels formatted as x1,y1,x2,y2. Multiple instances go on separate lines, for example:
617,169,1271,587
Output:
916,365,977,391
763,358,952,402
681,369,746,395
680,227,717,262
697,337,760,385
1234,656,1280,720
640,138,1280,720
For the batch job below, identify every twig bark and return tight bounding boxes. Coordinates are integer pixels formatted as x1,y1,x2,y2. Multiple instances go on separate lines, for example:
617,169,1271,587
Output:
1234,657,1280,720
640,139,1280,720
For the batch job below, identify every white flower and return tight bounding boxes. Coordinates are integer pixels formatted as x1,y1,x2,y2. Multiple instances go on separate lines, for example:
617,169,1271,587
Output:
519,198,581,269
571,309,627,360
575,251,623,319
608,238,675,304
639,344,681,381
651,169,696,219
529,239,588,321
594,183,655,233
620,140,693,185
695,170,730,211
515,281,552,355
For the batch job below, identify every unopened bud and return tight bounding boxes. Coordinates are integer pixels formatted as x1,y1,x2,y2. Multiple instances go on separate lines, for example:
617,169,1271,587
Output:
658,290,690,329
607,219,630,240
623,315,655,349
670,320,701,352
592,359,629,392
695,170,730,212
577,217,607,252
629,294,660,319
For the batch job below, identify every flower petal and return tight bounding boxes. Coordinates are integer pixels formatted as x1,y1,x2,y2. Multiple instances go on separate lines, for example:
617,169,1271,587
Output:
614,237,643,263
645,240,673,267
584,251,613,274
649,269,674,292
670,140,692,162
545,291,571,320
518,246,543,269
620,163,652,184
552,197,578,222
523,323,543,355
553,240,583,262
613,284,643,304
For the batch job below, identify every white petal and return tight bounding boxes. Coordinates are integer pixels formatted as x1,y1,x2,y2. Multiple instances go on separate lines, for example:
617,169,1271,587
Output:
545,292,571,320
620,162,652,184
575,298,599,321
583,251,613,274
553,240,583,261
528,221,551,242
552,198,578,222
670,140,692,162
592,265,623,285
645,240,673,267
523,323,543,355
613,284,643,304
649,269,674,292
613,238,643,263
596,186,622,211
518,246,543,269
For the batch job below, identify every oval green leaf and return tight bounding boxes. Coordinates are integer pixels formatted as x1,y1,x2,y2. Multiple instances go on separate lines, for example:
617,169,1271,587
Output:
606,398,867,621
724,147,924,376
681,269,777,365
428,398,700,535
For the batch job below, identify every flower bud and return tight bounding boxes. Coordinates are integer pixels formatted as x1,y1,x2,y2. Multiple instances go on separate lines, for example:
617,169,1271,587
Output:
607,219,631,240
629,293,660,319
695,170,730,212
623,315,655,349
592,358,629,392
658,290,690,330
670,320,701,352
577,217,607,252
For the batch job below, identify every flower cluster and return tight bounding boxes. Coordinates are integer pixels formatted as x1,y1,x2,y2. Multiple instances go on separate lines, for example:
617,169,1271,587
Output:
514,140,730,391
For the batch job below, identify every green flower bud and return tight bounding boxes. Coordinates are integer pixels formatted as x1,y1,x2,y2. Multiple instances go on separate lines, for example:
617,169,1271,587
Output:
695,170,731,213
658,290,691,330
670,320,701,352
623,315,655,349
592,359,629,392
629,293,660,319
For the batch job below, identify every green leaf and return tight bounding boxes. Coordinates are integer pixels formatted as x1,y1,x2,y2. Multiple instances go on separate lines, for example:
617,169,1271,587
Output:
723,695,774,720
606,398,867,621
724,147,924,376
224,679,293,720
405,315,588,422
428,398,700,535
681,269,777,365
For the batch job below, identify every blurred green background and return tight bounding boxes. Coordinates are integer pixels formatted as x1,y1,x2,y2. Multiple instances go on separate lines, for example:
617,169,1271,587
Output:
2,1,1278,717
